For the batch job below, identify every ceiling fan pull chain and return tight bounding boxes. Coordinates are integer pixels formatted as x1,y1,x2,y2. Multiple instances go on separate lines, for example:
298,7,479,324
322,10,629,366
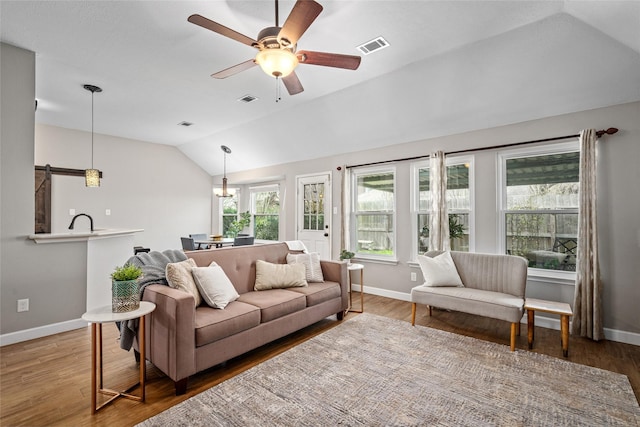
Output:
275,77,283,103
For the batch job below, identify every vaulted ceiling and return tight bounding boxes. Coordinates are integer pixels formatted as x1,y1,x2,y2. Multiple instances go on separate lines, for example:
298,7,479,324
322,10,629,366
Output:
2,1,639,176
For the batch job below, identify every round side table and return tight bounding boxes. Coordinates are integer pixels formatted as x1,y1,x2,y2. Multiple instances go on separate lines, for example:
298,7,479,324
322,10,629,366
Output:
347,263,364,313
82,301,156,414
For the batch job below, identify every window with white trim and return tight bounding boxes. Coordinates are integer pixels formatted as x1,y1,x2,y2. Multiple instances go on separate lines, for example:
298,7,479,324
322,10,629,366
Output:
499,141,579,272
220,192,239,237
351,166,396,259
411,157,474,257
250,184,280,241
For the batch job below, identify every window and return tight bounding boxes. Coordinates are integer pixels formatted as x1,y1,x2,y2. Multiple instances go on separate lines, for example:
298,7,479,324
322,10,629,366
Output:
220,193,238,237
250,185,280,241
412,157,473,256
499,142,579,272
352,167,396,259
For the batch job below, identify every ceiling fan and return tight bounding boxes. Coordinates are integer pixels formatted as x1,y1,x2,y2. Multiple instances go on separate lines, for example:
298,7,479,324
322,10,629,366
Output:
188,0,361,96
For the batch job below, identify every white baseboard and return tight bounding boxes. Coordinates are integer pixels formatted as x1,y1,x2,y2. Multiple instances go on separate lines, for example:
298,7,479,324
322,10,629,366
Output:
0,318,86,347
356,285,640,347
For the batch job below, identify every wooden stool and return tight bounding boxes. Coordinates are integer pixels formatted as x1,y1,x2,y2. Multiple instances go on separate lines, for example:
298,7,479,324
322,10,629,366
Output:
525,298,573,357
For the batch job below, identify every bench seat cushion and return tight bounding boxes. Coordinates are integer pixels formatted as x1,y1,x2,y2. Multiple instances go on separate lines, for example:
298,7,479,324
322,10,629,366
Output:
195,301,260,347
411,285,524,323
287,281,341,307
237,289,307,323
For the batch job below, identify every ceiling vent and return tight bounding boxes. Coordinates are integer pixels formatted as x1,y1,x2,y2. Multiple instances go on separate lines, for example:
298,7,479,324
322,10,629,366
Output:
238,94,258,103
178,121,193,127
357,37,389,55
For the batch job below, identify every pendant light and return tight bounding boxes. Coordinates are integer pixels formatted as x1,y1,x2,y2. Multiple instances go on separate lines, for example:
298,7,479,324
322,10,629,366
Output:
214,145,235,198
83,84,102,187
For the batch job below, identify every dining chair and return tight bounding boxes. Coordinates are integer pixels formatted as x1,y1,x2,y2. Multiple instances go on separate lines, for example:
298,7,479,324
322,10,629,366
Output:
189,233,209,249
233,236,254,246
180,237,197,251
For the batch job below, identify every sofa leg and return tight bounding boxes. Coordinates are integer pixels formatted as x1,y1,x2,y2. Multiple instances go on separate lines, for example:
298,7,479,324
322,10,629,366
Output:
133,350,140,364
411,303,416,326
337,310,345,321
428,305,432,317
510,323,517,351
175,378,188,395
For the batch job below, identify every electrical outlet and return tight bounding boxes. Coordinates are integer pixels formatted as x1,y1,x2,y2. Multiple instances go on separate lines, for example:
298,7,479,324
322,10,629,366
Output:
69,208,76,216
105,209,111,216
410,272,417,282
17,299,29,312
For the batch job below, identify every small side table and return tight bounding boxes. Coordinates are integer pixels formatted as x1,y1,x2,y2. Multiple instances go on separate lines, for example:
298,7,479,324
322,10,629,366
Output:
82,301,156,413
347,263,364,313
524,298,573,357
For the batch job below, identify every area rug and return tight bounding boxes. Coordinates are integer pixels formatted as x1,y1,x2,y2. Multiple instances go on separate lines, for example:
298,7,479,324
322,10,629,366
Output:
138,314,639,426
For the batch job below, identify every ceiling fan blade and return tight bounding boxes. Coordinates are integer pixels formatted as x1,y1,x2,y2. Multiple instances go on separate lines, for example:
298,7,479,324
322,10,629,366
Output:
282,72,304,95
211,59,257,79
278,0,323,47
297,50,361,70
188,14,257,47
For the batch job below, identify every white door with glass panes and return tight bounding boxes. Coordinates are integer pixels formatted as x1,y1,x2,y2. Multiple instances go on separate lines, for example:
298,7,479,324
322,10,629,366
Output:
296,174,331,260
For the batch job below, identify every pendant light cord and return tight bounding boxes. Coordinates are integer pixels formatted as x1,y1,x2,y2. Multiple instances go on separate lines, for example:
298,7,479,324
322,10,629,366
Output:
91,90,94,169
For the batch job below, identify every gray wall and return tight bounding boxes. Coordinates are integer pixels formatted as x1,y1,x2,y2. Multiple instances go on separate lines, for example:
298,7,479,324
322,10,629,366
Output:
215,101,640,337
0,43,214,336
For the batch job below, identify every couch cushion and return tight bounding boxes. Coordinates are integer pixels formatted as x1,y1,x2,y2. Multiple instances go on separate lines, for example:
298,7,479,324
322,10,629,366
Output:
192,263,239,309
417,252,464,287
194,301,261,347
286,252,324,283
254,260,308,291
287,281,341,307
237,289,307,323
166,258,201,307
411,285,524,323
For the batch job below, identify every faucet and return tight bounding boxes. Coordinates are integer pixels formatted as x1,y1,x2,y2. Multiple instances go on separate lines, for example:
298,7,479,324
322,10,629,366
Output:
68,213,94,232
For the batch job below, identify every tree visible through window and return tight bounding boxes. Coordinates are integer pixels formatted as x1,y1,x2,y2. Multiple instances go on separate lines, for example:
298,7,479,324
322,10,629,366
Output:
251,186,280,241
501,147,579,272
221,193,238,236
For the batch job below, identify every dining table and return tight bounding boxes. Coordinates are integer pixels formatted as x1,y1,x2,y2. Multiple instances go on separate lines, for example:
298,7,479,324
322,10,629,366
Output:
194,238,235,249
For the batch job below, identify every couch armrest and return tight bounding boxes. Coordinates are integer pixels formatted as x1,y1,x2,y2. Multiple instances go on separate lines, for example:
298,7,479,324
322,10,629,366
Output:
142,284,197,383
320,260,349,311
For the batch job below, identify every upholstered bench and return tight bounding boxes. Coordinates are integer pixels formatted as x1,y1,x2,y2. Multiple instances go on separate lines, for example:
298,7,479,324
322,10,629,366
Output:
411,251,528,351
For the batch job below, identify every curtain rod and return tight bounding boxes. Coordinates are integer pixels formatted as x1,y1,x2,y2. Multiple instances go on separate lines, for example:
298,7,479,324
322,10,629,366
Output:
339,128,618,170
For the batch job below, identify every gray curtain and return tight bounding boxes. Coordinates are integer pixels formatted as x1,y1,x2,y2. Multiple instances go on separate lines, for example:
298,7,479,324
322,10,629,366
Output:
428,151,450,251
571,129,604,340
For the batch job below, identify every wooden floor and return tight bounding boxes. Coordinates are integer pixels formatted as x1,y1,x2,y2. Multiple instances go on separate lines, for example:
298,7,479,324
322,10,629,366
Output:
1,293,639,426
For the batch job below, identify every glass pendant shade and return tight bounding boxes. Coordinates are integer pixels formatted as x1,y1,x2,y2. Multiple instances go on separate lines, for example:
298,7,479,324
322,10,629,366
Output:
255,49,298,78
85,169,100,187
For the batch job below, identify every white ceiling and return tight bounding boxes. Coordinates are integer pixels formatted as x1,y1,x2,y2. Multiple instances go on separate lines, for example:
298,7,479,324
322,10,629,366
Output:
2,1,639,175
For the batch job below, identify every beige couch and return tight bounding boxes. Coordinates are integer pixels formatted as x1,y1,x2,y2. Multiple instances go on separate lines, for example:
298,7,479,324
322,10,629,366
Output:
410,251,528,351
141,242,348,394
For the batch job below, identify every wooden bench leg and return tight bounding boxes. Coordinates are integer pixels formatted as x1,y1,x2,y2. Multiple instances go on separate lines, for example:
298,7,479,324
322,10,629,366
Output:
510,322,517,351
561,315,570,357
411,303,416,326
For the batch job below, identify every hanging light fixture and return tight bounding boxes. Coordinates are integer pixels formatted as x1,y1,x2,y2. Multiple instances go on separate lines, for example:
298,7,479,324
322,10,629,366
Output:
255,48,299,78
83,84,102,187
214,145,235,198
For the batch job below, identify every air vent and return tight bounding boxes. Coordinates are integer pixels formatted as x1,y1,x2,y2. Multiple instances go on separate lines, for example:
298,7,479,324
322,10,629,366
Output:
357,36,389,55
178,121,193,127
238,94,258,103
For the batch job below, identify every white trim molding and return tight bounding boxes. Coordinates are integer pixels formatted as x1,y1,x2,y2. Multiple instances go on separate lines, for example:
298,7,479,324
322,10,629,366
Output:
0,318,86,346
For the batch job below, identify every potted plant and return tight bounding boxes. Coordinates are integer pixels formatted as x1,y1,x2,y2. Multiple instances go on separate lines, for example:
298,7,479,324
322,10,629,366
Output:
339,249,355,264
226,211,251,238
111,263,143,313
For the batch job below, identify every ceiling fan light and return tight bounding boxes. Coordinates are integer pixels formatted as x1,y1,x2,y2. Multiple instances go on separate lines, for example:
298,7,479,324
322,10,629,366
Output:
256,49,298,78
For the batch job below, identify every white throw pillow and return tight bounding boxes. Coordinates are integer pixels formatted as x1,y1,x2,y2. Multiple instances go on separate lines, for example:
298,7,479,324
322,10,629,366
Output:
286,252,324,283
254,260,308,291
166,258,202,306
192,263,239,309
417,252,464,287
